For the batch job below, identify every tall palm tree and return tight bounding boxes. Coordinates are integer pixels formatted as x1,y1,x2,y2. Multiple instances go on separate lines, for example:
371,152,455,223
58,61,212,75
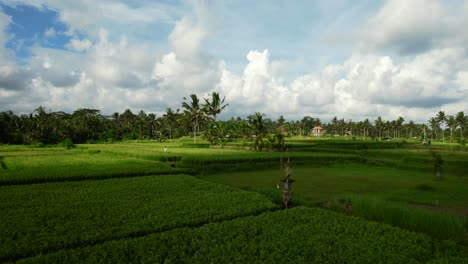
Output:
446,115,456,143
362,118,370,140
147,113,162,140
436,111,446,142
396,116,404,138
331,116,338,136
248,112,267,151
407,120,416,139
428,117,439,140
182,94,206,142
204,92,228,122
374,116,384,139
163,108,178,140
456,111,466,138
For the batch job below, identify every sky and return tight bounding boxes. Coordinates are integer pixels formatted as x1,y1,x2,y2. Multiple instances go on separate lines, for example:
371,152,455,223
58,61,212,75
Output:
0,0,467,122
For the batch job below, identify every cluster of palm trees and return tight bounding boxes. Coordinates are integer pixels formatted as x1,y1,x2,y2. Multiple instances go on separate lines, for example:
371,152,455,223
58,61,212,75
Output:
428,111,467,143
0,92,229,145
181,92,228,142
0,98,466,146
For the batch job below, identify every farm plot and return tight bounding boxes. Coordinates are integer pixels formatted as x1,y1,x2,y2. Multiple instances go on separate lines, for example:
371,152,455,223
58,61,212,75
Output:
22,207,468,263
0,146,186,185
0,175,277,262
200,163,468,242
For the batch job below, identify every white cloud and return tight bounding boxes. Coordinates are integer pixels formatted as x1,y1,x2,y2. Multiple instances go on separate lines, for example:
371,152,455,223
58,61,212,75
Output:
151,0,222,101
67,38,92,52
1,0,467,123
360,0,464,55
44,27,56,37
0,12,13,61
216,45,468,121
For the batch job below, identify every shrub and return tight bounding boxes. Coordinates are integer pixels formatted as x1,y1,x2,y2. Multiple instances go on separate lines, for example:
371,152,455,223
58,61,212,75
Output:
61,138,75,149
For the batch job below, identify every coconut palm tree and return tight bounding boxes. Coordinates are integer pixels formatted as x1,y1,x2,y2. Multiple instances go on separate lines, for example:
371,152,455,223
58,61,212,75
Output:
248,112,267,150
436,111,446,142
428,117,439,140
204,92,228,122
362,118,370,140
374,116,384,139
456,111,466,138
407,120,416,139
163,108,178,140
396,116,404,138
446,115,456,143
182,94,206,142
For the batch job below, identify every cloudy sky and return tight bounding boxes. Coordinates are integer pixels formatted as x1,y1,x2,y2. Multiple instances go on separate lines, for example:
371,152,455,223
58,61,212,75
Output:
0,0,467,122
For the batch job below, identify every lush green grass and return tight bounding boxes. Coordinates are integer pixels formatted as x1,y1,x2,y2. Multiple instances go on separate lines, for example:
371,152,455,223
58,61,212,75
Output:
22,207,468,263
0,175,277,262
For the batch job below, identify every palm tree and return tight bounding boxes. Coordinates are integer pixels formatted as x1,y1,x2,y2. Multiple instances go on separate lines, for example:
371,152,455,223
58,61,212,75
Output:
182,94,206,142
436,111,446,142
362,118,370,140
446,115,456,143
248,112,267,150
396,116,404,138
331,116,338,136
407,120,416,139
456,111,466,138
374,116,384,139
428,117,439,140
163,108,178,140
204,92,228,122
147,113,162,140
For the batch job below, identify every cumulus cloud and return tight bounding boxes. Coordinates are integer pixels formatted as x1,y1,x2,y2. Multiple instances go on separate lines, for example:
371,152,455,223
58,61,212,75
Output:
216,45,468,121
1,0,467,123
44,27,56,37
0,12,13,60
360,0,465,55
0,12,32,91
67,38,92,52
151,0,222,102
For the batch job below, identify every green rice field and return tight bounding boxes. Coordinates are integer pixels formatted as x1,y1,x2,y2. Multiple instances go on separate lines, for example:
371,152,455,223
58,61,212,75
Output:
1,138,467,262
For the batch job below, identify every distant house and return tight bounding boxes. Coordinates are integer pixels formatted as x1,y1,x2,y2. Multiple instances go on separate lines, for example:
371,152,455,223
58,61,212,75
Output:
311,126,325,136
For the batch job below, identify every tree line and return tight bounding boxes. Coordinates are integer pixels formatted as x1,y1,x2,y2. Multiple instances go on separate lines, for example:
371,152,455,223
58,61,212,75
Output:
0,92,467,147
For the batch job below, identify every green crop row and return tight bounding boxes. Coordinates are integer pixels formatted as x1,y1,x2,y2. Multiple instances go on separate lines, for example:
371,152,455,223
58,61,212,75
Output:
0,149,188,185
21,207,468,263
0,175,277,262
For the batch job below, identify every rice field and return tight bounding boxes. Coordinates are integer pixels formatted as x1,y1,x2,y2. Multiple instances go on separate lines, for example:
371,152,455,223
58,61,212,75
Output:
1,138,467,262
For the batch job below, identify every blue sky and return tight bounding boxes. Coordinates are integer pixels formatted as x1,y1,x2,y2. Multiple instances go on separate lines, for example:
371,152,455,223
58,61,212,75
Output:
0,0,467,122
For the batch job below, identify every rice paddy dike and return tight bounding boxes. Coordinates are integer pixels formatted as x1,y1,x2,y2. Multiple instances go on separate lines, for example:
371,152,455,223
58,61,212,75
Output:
1,137,467,263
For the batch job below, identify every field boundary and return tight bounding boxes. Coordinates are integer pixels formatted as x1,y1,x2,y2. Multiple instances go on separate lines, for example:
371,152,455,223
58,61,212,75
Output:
0,170,196,186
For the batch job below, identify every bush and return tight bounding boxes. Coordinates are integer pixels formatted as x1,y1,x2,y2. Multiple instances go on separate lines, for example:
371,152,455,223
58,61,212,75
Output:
61,138,75,149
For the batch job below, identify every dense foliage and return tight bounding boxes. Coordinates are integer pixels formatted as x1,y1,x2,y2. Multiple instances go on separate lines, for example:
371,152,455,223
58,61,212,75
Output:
1,94,467,146
22,207,468,263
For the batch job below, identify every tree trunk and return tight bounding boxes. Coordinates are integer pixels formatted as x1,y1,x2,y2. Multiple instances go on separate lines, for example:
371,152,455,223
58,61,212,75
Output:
193,124,196,142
